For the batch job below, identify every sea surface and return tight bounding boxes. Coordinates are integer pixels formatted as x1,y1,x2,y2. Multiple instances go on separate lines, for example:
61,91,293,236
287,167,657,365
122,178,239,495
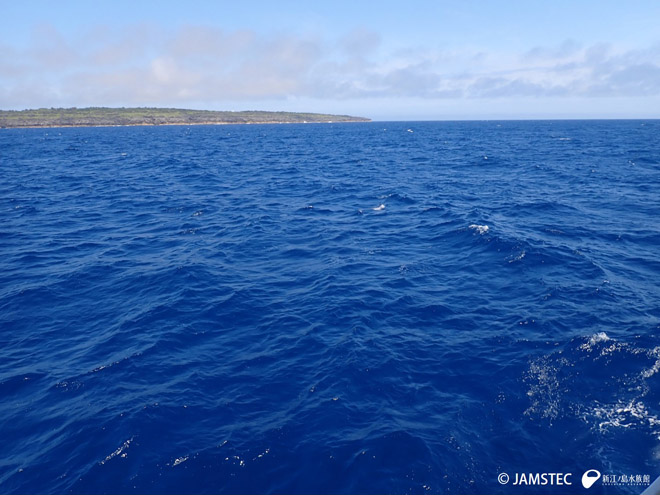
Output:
1,120,659,494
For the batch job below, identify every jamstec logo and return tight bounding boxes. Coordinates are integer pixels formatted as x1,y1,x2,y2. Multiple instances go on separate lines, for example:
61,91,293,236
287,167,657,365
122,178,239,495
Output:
498,472,573,485
582,470,601,489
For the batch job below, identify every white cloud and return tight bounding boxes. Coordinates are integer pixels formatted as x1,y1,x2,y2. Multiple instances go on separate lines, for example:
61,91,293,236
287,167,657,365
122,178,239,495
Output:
1,24,659,111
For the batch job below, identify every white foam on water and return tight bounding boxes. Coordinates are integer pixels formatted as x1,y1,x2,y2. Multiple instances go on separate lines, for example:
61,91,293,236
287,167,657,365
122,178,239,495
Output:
254,448,270,460
526,335,658,429
524,356,567,421
577,341,660,440
579,332,611,352
642,347,660,378
100,437,133,465
468,224,489,234
591,399,660,439
373,204,385,211
508,250,526,263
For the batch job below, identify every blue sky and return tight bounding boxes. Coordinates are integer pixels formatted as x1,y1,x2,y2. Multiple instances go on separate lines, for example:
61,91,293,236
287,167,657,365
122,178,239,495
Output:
2,0,660,119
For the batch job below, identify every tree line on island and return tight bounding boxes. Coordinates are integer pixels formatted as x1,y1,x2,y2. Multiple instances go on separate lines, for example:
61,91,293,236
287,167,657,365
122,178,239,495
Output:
0,107,371,128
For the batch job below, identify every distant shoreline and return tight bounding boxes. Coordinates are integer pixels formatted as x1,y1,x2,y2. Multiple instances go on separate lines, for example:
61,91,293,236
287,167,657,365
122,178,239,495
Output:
1,121,368,130
0,107,371,129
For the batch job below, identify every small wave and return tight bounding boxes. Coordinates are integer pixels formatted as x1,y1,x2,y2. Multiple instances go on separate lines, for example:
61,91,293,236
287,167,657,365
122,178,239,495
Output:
579,331,611,352
172,455,189,467
100,437,133,465
507,250,526,263
468,224,489,235
379,193,416,205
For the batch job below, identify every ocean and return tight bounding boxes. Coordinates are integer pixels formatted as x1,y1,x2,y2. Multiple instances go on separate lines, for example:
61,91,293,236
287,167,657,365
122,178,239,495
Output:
1,120,659,494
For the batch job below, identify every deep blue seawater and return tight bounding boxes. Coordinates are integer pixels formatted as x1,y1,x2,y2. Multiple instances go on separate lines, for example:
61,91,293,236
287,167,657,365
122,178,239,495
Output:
1,120,659,494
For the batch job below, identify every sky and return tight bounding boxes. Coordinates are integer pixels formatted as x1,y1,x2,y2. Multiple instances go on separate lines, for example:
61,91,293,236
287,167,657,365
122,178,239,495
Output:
2,0,660,120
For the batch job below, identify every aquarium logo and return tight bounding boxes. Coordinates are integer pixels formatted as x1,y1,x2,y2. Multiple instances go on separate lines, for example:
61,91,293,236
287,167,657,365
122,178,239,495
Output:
582,470,601,489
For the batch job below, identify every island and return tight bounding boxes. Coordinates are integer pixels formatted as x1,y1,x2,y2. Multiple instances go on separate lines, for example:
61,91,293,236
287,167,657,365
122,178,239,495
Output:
0,107,371,128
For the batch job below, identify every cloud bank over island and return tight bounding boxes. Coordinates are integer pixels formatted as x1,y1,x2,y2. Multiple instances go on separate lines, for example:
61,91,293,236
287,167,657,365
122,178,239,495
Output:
2,23,659,119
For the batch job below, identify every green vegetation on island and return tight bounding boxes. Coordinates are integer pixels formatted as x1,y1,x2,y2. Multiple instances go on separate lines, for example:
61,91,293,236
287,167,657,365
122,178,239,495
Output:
0,107,371,128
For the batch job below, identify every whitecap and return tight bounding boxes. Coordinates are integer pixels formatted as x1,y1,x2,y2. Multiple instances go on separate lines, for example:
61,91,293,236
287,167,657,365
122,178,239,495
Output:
579,332,610,352
590,332,610,344
100,437,133,465
373,204,385,211
468,224,489,234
